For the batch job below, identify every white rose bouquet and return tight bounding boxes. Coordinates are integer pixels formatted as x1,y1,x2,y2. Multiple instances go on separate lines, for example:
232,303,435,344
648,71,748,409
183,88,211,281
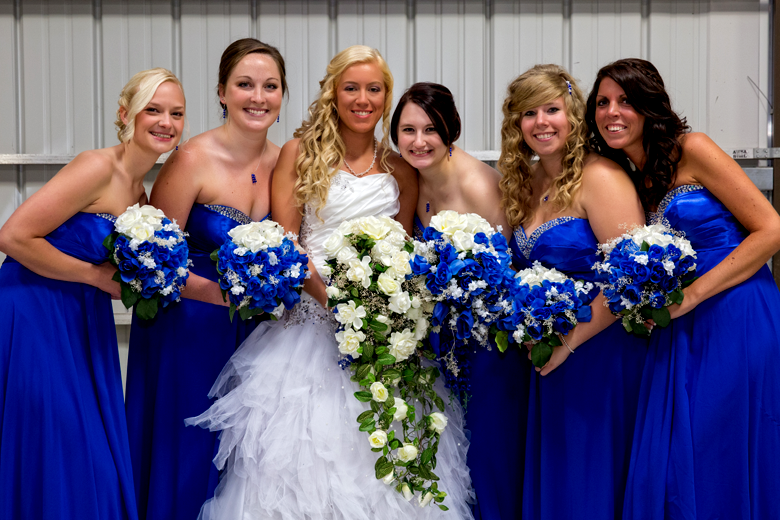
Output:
103,203,191,319
507,261,594,368
411,210,517,398
324,215,450,510
592,224,697,335
212,220,309,321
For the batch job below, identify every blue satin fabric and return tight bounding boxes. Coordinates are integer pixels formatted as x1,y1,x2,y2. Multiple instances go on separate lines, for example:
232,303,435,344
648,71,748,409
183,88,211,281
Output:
125,204,266,520
0,213,137,520
623,186,780,520
415,214,529,519
511,217,648,520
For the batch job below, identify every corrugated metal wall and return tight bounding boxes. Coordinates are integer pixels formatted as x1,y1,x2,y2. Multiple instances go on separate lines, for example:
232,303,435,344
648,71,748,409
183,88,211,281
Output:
0,0,771,388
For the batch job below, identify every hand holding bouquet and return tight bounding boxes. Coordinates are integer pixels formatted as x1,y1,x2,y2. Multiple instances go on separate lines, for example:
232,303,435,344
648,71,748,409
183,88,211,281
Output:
212,220,309,321
592,224,697,335
508,261,594,368
103,203,190,320
323,215,450,510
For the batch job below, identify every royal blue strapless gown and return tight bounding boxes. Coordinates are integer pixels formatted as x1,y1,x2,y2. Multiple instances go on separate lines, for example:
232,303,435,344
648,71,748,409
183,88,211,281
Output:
415,214,528,519
623,185,780,520
125,204,264,520
511,217,648,520
0,212,137,520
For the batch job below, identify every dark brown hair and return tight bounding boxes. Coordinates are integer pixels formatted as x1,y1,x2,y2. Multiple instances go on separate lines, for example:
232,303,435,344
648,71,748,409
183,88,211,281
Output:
218,38,288,112
390,82,461,148
586,58,690,210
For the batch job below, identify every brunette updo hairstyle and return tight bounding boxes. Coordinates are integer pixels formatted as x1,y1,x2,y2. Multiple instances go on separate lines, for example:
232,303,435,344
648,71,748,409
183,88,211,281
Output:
218,38,288,115
390,82,461,149
585,58,690,210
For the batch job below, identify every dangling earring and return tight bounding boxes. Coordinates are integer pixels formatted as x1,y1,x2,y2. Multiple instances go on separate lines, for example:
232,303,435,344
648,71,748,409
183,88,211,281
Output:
449,146,452,157
222,108,226,119
276,114,280,123
399,152,403,158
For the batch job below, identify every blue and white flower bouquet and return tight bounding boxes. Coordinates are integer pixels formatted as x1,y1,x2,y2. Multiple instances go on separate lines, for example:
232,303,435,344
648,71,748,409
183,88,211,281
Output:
592,224,697,335
212,220,309,322
506,261,594,368
411,211,517,393
104,203,191,320
322,215,450,510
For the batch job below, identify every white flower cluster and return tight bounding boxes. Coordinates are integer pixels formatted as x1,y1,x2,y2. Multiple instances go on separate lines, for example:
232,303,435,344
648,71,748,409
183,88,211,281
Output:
601,223,697,260
228,220,289,253
115,203,185,251
428,210,495,251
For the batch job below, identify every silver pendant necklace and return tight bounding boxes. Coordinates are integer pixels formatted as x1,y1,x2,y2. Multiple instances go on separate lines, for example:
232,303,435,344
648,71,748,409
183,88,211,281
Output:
343,138,377,177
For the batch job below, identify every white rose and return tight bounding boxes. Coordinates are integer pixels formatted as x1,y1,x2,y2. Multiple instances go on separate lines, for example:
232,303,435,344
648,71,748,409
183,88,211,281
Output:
335,327,365,358
358,216,391,240
371,239,396,266
392,397,408,422
388,329,417,362
390,251,412,276
377,272,401,296
388,291,413,315
385,231,407,248
464,213,492,234
335,300,366,330
368,429,387,448
325,286,341,299
414,317,429,341
542,268,568,284
418,492,434,508
428,412,448,434
401,483,414,501
324,232,350,258
227,223,255,247
337,219,356,236
138,204,165,220
320,264,333,277
451,230,475,252
678,239,696,259
382,469,395,484
430,210,467,236
370,381,389,402
336,245,359,264
346,256,373,288
115,204,144,234
397,443,419,463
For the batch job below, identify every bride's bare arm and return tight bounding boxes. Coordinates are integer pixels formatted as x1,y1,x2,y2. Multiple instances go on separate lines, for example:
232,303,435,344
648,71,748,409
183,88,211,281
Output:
272,139,328,307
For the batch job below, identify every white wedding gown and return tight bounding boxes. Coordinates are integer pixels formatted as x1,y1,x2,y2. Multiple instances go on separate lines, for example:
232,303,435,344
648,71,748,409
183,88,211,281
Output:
187,170,474,519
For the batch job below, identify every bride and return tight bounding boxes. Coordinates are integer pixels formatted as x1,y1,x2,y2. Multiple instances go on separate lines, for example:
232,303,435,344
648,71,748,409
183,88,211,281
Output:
187,45,474,519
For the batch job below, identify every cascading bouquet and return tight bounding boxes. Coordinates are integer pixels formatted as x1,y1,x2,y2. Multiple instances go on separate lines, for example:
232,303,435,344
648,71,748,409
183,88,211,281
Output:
323,215,451,510
411,211,517,398
212,220,309,322
592,223,697,335
103,203,191,320
503,261,594,368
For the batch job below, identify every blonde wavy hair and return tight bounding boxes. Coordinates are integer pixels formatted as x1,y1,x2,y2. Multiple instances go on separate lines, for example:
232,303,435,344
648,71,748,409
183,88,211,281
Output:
115,68,185,143
293,46,394,214
498,64,588,228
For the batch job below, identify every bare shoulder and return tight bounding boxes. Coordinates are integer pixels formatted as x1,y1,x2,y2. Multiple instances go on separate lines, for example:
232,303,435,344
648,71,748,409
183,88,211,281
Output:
581,153,632,187
56,148,117,187
279,138,302,160
386,152,417,183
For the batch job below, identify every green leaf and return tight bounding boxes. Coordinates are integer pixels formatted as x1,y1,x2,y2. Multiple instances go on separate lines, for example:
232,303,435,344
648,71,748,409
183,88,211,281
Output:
370,319,389,332
354,391,373,402
363,342,375,360
350,287,359,298
630,319,651,336
370,400,380,413
390,439,401,450
495,331,509,353
640,241,650,252
376,354,397,366
118,282,139,310
373,331,386,343
652,306,671,328
434,396,445,412
669,289,684,305
102,233,118,258
358,418,376,432
530,343,553,368
229,304,236,323
421,448,433,465
210,248,220,262
112,270,122,283
404,242,415,253
438,505,449,511
375,461,394,480
382,368,401,381
357,410,374,423
402,369,415,382
135,296,159,320
356,364,371,381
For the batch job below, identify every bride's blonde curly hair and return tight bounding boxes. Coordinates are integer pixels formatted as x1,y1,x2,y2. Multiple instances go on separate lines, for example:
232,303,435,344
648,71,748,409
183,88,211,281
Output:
293,45,394,215
498,64,588,228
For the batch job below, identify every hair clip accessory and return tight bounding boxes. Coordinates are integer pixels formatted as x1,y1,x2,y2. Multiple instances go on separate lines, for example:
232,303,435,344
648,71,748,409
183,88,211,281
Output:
565,80,573,96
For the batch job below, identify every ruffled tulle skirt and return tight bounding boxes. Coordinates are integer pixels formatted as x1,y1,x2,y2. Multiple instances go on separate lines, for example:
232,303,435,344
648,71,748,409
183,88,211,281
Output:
186,295,474,520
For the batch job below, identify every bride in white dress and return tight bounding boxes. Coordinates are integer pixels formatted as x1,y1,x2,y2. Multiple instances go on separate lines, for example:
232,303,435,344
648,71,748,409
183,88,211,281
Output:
187,45,474,519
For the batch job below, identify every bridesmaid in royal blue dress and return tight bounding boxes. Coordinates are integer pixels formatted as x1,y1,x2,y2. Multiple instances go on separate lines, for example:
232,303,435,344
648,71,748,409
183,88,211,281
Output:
124,39,287,520
498,65,648,519
587,58,780,520
391,82,525,519
0,68,185,520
